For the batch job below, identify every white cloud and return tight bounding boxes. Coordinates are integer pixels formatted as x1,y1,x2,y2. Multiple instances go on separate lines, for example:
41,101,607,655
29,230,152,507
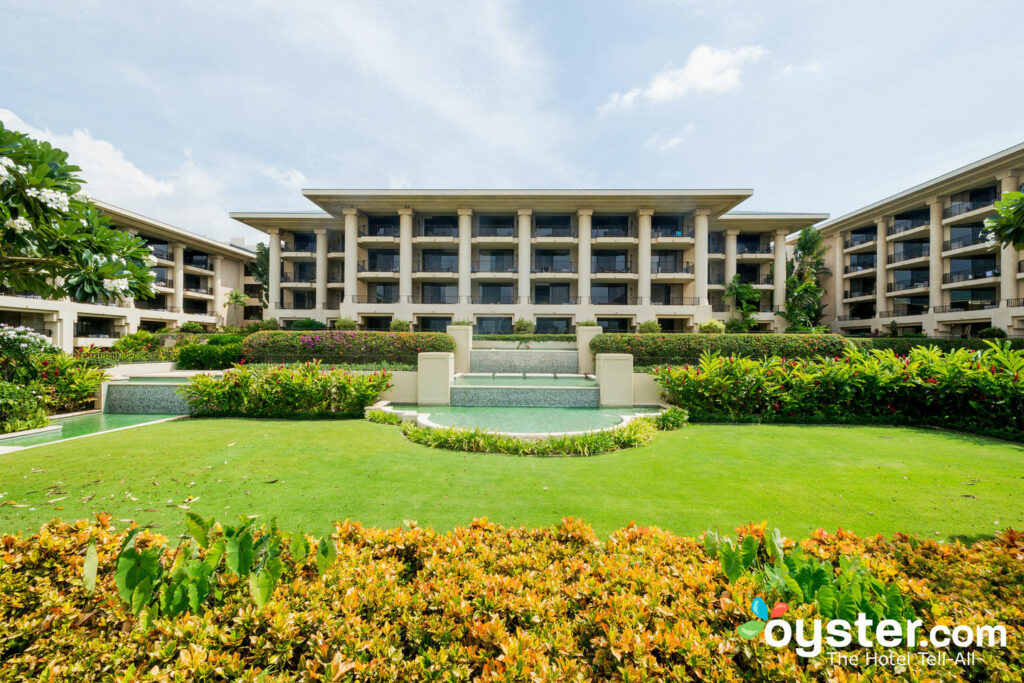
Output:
601,45,767,113
258,165,307,190
779,61,822,78
644,124,697,152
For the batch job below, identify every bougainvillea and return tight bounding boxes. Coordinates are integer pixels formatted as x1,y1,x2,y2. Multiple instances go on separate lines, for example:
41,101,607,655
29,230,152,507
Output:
591,332,852,367
242,330,455,365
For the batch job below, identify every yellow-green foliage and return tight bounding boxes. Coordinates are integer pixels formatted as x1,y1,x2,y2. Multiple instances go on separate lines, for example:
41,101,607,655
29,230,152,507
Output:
0,519,1022,680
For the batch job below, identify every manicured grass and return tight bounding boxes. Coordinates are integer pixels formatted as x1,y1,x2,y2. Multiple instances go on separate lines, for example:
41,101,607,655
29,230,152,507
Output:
1,419,1022,539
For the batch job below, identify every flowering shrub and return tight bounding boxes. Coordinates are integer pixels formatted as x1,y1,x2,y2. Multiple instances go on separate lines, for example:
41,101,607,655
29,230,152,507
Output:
175,343,243,370
0,323,56,380
1,518,1021,679
242,330,455,365
592,332,852,367
179,361,392,418
0,380,47,433
652,342,1024,440
29,354,107,413
851,336,1024,354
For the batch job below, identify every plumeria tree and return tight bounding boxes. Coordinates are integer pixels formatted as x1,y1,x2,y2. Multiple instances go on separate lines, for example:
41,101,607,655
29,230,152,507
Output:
0,122,154,303
984,191,1024,249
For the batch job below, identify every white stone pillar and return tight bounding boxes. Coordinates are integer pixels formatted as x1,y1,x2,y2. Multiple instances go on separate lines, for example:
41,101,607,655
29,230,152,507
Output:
398,208,413,303
637,209,653,306
875,217,888,317
998,172,1019,303
773,228,788,311
315,226,328,311
832,234,844,325
517,209,532,305
457,208,472,304
172,242,185,313
267,229,281,309
343,209,358,304
694,209,710,304
212,255,225,324
578,209,592,304
927,197,944,313
724,228,738,284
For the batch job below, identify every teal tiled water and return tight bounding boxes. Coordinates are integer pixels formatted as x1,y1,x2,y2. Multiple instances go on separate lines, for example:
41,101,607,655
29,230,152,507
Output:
113,377,190,384
0,413,179,448
390,404,661,433
454,375,596,388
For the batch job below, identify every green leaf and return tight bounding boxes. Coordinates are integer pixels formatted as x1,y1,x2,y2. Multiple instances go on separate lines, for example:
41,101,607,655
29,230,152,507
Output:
315,538,336,576
836,590,858,622
767,528,784,561
738,620,766,640
702,529,719,560
815,585,836,618
225,532,254,577
740,535,759,569
719,540,743,583
130,577,153,615
185,512,213,549
115,548,161,605
83,540,98,593
290,532,309,563
783,575,804,602
204,539,226,573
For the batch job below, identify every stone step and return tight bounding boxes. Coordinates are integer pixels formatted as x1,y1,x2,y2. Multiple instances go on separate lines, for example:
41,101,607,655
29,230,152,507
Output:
450,385,599,408
469,349,578,373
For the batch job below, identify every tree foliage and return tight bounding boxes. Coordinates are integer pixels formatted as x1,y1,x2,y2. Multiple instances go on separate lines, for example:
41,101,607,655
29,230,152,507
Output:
724,274,762,332
251,243,270,307
780,227,829,327
984,191,1024,249
0,122,154,302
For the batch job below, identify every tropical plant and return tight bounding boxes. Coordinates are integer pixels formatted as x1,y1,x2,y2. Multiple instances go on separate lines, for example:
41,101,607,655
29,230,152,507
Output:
176,343,243,370
0,380,47,433
983,190,1024,248
333,317,358,330
389,319,410,332
513,318,536,334
242,330,455,365
724,274,762,332
289,318,327,331
223,288,248,323
591,332,851,366
0,323,56,380
31,354,108,412
779,273,825,329
250,243,270,307
0,122,155,302
697,319,726,334
636,320,661,333
178,321,204,333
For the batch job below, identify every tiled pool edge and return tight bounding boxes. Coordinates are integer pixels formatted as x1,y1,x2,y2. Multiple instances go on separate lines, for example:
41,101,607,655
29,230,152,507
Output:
0,415,189,452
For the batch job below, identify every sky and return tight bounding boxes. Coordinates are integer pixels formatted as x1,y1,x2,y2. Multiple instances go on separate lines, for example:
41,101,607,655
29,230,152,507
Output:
2,0,1023,243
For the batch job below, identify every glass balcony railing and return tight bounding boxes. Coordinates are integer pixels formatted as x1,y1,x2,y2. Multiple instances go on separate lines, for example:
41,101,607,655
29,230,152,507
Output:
932,301,999,313
943,267,1000,284
888,246,929,263
358,259,400,272
416,258,459,273
943,234,988,251
532,260,576,273
945,198,994,218
651,261,694,274
844,234,877,249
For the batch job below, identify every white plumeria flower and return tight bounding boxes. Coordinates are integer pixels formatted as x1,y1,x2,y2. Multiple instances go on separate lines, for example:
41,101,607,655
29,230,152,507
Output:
0,165,8,183
0,157,14,169
4,217,31,233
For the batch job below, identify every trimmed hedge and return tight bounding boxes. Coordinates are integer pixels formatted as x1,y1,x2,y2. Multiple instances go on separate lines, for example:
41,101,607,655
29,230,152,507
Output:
242,330,455,364
2,519,1022,679
472,334,576,342
592,333,852,366
851,337,1024,355
175,343,243,370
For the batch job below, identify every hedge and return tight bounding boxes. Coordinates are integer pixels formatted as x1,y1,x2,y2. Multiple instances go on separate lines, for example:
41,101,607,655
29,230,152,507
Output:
652,343,1024,441
472,333,576,342
591,333,852,366
175,343,243,370
242,330,455,365
2,518,1021,679
851,337,1024,355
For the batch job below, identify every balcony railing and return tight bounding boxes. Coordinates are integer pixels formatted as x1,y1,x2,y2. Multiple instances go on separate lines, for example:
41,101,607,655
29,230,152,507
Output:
844,263,876,273
932,302,999,313
472,261,517,273
887,280,929,292
837,313,874,321
417,224,458,238
532,261,576,273
149,245,171,260
327,240,345,252
1019,260,1024,273
530,296,577,305
736,243,772,255
415,259,459,273
153,278,173,288
943,234,988,251
359,225,400,238
278,301,316,310
281,273,316,283
888,246,930,263
1008,298,1024,308
650,296,701,306
282,242,316,253
743,275,773,285
411,293,461,304
587,296,641,305
473,225,515,238
183,259,212,271
843,234,877,249
651,225,695,239
945,198,994,218
591,260,634,274
351,294,401,304
592,227,635,238
844,289,876,299
532,226,577,238
708,273,725,285
943,267,1000,284
711,302,730,312
326,272,344,283
244,285,264,296
184,286,212,294
879,306,927,317
471,294,520,304
708,239,725,254
888,217,929,236
358,260,401,273
651,261,694,274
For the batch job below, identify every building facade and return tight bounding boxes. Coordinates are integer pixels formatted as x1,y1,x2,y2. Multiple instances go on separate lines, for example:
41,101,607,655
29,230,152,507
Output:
818,143,1024,337
0,201,261,352
232,190,825,333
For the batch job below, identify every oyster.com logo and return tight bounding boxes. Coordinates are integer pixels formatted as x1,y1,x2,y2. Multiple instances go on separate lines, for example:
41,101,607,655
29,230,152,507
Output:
737,597,788,640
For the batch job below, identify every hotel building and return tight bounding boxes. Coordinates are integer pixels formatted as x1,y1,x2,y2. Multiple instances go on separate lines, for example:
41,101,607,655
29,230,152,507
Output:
0,201,261,352
818,142,1024,337
231,190,825,333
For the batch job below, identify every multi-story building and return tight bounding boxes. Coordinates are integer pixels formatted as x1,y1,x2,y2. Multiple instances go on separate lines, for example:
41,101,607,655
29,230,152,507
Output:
231,190,825,333
818,143,1024,337
0,200,261,352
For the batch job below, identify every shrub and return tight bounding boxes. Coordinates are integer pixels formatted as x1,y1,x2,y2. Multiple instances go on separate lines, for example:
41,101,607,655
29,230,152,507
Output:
637,321,662,333
31,355,107,413
176,343,243,370
450,319,474,326
179,362,392,418
334,317,358,330
365,408,403,425
652,343,1024,440
0,324,56,381
850,336,1024,354
0,381,47,433
576,320,598,326
513,318,536,334
111,330,159,354
205,333,245,346
653,405,688,431
592,333,852,366
242,330,455,365
4,519,1022,679
978,326,1007,339
389,319,410,332
698,319,726,334
289,318,328,331
473,334,576,343
178,321,205,333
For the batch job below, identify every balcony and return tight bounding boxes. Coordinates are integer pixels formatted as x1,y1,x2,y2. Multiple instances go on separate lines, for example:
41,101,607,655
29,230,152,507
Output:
879,306,927,318
708,273,725,285
588,296,640,305
148,245,171,260
411,293,461,304
416,223,458,238
943,267,1000,284
471,294,519,304
651,225,695,239
1008,298,1024,308
888,246,929,264
327,240,345,253
708,239,725,255
282,242,316,254
244,284,264,296
352,294,401,304
472,260,516,273
531,261,577,274
711,302,729,312
591,260,634,274
837,313,874,321
944,198,994,218
184,286,212,295
844,289,876,300
651,261,694,274
844,263,876,274
888,217,929,237
359,225,400,238
650,297,701,306
358,260,401,273
183,259,212,272
736,243,772,255
281,273,316,283
932,302,999,314
530,295,577,305
153,277,173,288
532,226,577,239
591,226,635,239
943,234,989,252
278,301,316,310
843,234,877,249
326,272,344,284
887,280,929,292
742,275,773,286
472,225,516,238
415,259,459,274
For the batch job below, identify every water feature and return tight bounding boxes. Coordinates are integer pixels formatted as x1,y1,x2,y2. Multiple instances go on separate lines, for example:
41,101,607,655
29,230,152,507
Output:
469,349,578,373
105,377,190,414
388,404,662,435
0,413,180,449
450,373,599,407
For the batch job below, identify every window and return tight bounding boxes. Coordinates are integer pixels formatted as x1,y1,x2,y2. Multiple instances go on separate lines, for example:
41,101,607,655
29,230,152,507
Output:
421,216,458,237
535,317,572,333
591,250,630,273
419,250,458,272
417,316,452,332
420,283,458,304
366,215,399,236
369,283,399,303
534,214,573,237
366,250,400,271
477,283,516,304
362,316,392,331
590,284,628,305
476,215,515,237
533,283,572,304
596,317,630,332
475,316,513,334
947,223,985,250
533,249,573,272
183,299,209,315
475,250,515,272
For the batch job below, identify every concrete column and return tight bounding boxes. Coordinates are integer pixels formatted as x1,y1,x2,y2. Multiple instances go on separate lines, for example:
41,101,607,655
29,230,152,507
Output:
577,324,602,375
417,352,454,405
724,228,738,284
457,209,472,304
398,209,413,303
927,197,945,311
637,209,653,305
773,229,788,311
832,234,844,325
578,209,593,304
595,353,634,407
315,226,328,311
212,255,225,324
267,229,281,309
172,242,185,313
998,172,1019,303
517,209,532,305
694,209,710,304
343,209,359,304
446,323,473,373
875,217,888,317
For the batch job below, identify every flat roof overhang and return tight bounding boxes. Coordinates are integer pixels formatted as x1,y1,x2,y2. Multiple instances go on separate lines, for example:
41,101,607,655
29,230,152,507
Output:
300,188,754,217
718,212,830,234
229,211,337,233
97,200,256,259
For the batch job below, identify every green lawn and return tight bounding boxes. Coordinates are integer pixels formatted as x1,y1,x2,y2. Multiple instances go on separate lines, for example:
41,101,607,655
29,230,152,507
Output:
1,418,1022,540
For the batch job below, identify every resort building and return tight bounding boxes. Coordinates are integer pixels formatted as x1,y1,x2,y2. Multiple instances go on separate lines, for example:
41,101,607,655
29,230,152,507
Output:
231,190,825,333
819,142,1024,337
0,201,262,352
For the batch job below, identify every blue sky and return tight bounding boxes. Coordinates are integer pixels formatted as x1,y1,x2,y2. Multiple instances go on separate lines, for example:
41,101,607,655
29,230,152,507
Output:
2,0,1022,241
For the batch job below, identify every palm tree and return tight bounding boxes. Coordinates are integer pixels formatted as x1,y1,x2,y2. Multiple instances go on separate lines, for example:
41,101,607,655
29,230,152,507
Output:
223,288,248,325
